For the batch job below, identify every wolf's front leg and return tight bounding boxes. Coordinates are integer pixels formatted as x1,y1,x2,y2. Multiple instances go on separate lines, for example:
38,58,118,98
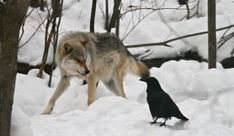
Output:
87,74,97,106
41,76,70,114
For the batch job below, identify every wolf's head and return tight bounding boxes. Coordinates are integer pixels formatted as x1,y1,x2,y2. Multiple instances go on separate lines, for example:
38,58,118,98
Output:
58,40,90,77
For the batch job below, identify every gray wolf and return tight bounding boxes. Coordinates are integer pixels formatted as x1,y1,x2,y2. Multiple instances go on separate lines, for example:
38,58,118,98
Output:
42,32,149,114
140,77,188,127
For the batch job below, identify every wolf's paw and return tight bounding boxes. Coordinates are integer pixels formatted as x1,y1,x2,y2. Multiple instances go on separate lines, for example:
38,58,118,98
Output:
88,99,95,106
41,109,52,115
41,105,53,115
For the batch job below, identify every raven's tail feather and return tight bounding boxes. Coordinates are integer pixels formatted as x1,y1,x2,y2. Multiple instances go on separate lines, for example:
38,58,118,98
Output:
180,115,189,121
177,112,189,121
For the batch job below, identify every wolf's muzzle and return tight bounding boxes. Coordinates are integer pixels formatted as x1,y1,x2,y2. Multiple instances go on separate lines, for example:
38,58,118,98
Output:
77,69,90,76
84,70,90,75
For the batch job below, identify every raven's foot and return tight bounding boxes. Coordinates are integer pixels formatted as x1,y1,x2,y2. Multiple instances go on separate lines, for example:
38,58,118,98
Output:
150,120,157,125
150,118,158,125
159,122,166,127
159,118,167,127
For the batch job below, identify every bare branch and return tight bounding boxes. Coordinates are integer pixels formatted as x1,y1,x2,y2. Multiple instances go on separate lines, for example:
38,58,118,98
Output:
126,24,234,48
48,0,64,87
122,10,156,41
231,48,234,55
120,7,182,18
217,31,234,49
19,8,35,42
121,0,171,40
19,16,47,49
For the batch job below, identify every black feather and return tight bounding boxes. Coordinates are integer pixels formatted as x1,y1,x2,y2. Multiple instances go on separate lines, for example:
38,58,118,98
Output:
140,77,189,127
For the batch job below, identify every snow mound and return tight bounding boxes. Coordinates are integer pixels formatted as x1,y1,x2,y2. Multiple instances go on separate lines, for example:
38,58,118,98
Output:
12,60,234,136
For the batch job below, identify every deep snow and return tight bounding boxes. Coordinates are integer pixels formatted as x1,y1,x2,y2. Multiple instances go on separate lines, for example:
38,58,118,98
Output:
12,60,234,136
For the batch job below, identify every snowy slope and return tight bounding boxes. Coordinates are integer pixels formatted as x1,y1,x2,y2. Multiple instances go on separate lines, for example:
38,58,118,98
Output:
12,60,234,136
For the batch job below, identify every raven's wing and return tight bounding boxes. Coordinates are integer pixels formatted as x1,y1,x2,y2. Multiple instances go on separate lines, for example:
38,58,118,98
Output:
147,92,165,118
163,92,188,120
163,92,179,112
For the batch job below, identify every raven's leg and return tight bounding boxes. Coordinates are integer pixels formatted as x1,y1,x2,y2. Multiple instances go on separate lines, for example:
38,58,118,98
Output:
159,118,167,127
150,117,158,124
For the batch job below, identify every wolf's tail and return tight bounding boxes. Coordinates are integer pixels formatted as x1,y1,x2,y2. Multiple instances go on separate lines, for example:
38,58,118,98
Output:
128,57,150,78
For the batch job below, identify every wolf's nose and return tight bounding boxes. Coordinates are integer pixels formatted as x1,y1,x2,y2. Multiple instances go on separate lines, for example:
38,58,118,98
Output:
85,70,90,75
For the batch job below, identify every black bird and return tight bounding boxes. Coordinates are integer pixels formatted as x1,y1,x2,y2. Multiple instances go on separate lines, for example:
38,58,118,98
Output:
140,77,189,127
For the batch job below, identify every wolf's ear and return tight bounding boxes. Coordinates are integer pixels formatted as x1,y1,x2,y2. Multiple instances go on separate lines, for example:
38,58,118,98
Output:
81,40,88,47
64,43,73,54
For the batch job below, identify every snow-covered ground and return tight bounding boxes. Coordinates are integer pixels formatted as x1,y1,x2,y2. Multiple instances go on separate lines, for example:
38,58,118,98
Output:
12,60,234,136
12,0,234,136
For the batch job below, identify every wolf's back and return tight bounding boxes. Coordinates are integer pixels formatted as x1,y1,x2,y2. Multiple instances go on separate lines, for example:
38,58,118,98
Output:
95,32,150,78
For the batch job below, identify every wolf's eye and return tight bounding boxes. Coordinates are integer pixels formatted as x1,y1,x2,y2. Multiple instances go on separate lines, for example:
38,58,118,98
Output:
76,59,81,63
64,43,73,54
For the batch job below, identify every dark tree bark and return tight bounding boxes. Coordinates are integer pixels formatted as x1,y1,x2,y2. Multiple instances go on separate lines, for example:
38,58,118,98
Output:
107,0,121,33
178,0,188,5
90,0,97,32
115,5,120,37
30,0,45,11
39,0,45,11
48,0,63,87
208,0,217,68
37,14,54,78
104,0,109,30
0,1,30,136
185,2,190,19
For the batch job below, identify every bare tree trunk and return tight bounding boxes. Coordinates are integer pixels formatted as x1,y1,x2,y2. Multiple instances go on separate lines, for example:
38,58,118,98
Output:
40,0,45,11
37,16,54,78
185,2,190,19
104,0,109,30
208,0,217,68
107,0,121,33
178,0,188,5
0,1,30,136
30,0,45,11
90,0,97,32
115,7,120,37
48,0,63,87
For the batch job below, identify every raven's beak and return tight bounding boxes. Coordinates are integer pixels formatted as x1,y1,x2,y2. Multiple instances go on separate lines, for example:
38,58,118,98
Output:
139,78,145,82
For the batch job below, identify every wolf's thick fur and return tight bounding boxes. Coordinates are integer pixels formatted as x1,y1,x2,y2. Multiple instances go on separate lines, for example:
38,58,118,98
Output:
42,32,149,114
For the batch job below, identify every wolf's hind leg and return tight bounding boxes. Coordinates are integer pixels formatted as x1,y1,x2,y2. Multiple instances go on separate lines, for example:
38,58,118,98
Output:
103,77,126,98
113,72,126,98
41,76,70,114
103,79,120,96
